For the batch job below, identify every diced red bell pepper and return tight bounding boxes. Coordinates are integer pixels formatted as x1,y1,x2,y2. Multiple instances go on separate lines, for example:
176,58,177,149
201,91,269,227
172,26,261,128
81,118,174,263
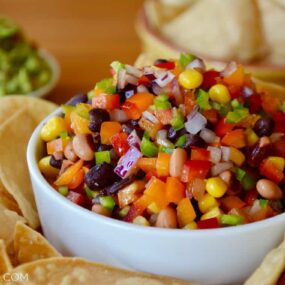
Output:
222,129,246,148
201,70,220,90
121,101,141,120
153,109,173,125
248,94,262,114
181,160,212,182
273,111,285,133
110,132,130,156
260,158,284,184
227,85,242,99
191,147,210,161
202,109,219,125
273,137,285,158
138,75,150,85
197,217,220,229
66,191,85,206
215,118,236,137
92,94,120,110
244,189,259,206
154,61,175,70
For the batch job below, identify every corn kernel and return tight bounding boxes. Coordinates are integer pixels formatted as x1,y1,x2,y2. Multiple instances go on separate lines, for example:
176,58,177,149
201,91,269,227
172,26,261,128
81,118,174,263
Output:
38,156,59,178
229,147,245,166
40,116,67,142
147,202,160,214
183,221,198,230
178,69,203,89
201,206,223,220
268,156,285,172
133,216,150,226
209,84,231,104
245,128,259,147
206,177,228,198
198,193,219,213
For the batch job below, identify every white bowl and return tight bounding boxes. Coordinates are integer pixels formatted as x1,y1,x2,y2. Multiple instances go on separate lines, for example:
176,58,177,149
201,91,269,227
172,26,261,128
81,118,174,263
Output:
27,108,285,285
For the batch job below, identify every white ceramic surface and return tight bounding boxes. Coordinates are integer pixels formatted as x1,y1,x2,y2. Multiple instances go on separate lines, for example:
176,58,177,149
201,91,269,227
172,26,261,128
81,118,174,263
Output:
27,109,285,285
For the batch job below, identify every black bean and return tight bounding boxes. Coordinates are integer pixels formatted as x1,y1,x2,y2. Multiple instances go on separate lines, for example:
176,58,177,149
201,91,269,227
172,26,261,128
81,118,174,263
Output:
247,142,271,167
102,176,134,195
122,121,144,139
116,83,137,104
167,126,187,142
88,109,110,132
183,134,205,148
154,59,168,65
253,117,275,137
65,93,87,106
96,144,112,152
49,155,63,169
85,163,119,189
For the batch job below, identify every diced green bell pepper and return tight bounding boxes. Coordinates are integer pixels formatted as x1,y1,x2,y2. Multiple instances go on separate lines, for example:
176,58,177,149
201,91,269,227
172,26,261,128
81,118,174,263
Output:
141,137,158,157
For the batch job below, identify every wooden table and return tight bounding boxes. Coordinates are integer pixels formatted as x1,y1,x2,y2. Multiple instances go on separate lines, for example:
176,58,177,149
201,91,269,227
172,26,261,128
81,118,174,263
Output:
0,0,144,104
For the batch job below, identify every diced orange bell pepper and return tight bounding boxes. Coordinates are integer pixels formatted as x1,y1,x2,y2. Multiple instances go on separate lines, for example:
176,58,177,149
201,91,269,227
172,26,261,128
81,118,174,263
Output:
220,196,246,212
184,91,196,114
166,177,185,204
138,116,162,139
92,94,120,110
138,157,157,173
222,129,246,148
47,137,70,155
121,101,141,120
144,177,168,209
259,158,284,184
127,92,154,112
177,198,196,227
153,109,173,125
156,153,171,177
223,64,245,87
68,169,85,189
70,111,92,135
55,159,83,186
191,147,210,161
100,121,121,145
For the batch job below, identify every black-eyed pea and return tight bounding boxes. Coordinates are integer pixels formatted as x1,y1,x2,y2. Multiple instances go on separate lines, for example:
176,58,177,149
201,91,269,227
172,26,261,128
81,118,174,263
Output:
256,179,283,200
72,134,94,161
155,207,177,228
170,148,187,177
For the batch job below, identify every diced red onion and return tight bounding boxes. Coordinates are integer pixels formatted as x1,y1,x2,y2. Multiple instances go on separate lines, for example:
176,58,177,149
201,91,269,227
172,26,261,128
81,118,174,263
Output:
118,69,127,89
154,71,175,88
186,58,206,71
114,146,142,178
171,79,183,105
109,109,129,123
125,64,143,78
127,130,141,149
221,61,237,77
137,84,149,93
152,82,163,95
200,128,217,143
221,146,230,162
185,111,207,135
142,111,159,124
207,146,222,164
125,74,138,86
210,162,234,176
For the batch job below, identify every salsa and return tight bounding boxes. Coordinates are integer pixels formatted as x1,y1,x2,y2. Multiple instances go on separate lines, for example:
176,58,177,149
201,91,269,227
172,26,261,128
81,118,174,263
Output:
39,54,285,229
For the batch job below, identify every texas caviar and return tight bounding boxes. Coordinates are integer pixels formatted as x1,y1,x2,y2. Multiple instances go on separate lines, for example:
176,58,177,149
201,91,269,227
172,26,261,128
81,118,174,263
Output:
39,54,285,229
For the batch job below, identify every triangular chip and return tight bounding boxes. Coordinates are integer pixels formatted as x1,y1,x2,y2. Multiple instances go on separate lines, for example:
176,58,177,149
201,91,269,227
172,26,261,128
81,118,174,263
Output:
258,0,285,64
0,109,39,228
0,209,26,245
13,222,61,265
162,0,266,62
0,180,21,214
6,257,195,285
0,239,12,275
245,236,285,285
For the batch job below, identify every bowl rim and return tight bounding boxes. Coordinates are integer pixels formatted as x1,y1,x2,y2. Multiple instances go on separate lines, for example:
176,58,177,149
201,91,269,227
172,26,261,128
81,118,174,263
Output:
137,7,285,70
27,108,285,237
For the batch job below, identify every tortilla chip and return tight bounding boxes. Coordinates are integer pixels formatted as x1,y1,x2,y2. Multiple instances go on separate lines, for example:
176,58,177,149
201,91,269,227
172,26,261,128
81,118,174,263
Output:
245,236,285,285
162,0,267,62
0,181,21,214
0,209,26,246
258,0,285,64
0,239,12,275
5,257,195,285
13,222,61,265
134,52,157,68
0,109,40,228
0,96,57,126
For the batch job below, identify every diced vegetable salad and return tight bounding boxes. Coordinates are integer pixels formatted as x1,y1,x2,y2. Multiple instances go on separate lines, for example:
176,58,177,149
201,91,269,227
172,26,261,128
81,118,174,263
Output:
0,17,52,95
39,54,285,229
